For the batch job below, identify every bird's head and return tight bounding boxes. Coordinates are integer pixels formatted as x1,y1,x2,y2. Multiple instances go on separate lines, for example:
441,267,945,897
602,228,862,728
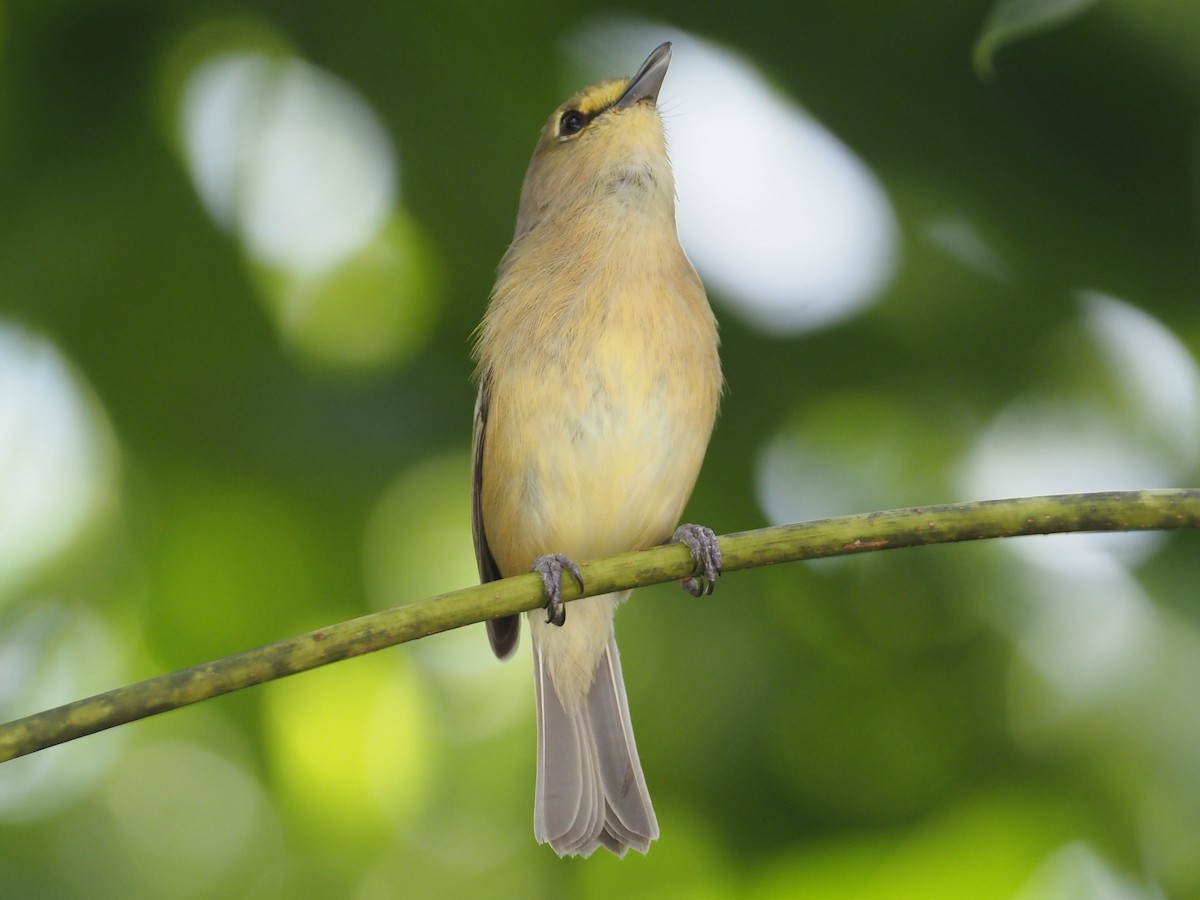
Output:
515,43,676,236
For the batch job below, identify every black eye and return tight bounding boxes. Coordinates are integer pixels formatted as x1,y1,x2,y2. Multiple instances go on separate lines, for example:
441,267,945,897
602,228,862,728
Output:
559,109,586,136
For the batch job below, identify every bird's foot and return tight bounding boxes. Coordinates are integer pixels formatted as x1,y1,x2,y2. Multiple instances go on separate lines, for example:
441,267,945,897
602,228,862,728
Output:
672,523,722,597
532,553,585,626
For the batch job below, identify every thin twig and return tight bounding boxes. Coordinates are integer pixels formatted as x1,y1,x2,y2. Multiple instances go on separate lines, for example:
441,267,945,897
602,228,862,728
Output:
1,489,1197,763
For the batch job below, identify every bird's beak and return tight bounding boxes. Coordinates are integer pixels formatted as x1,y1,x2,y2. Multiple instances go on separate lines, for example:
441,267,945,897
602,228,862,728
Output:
615,42,672,109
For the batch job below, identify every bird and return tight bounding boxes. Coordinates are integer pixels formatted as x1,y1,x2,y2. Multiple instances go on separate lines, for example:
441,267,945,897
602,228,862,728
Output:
471,41,722,858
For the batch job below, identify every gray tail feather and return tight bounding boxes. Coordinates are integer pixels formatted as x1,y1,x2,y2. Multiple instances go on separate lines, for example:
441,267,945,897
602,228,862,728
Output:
533,635,659,857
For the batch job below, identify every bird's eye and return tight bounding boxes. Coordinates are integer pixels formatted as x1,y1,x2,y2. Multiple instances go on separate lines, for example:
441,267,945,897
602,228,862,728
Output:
559,109,586,136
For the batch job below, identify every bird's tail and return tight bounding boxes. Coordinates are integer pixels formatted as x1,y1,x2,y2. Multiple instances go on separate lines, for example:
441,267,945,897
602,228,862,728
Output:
533,632,659,857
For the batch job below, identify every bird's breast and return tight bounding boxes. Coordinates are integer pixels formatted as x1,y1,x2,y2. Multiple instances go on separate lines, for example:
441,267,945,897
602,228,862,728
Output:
479,246,719,574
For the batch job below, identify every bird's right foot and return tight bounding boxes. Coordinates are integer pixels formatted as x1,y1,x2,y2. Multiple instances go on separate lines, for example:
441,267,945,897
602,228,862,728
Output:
532,553,584,626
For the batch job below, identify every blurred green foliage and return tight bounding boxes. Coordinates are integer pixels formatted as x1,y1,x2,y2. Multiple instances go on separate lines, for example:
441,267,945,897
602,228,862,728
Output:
2,0,1200,897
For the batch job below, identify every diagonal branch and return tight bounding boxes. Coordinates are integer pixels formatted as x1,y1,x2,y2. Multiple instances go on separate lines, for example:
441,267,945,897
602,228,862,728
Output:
2,488,1198,763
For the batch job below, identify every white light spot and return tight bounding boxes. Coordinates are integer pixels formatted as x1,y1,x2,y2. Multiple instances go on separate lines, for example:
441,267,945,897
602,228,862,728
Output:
957,295,1200,574
1013,562,1161,708
180,52,396,277
103,740,269,890
0,325,114,596
1081,290,1200,467
924,215,1012,282
957,400,1169,571
0,603,125,821
757,431,879,526
178,52,266,229
1016,841,1163,900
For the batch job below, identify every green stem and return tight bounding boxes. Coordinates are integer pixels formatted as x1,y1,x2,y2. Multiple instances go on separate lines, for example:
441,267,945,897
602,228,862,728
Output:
2,489,1197,763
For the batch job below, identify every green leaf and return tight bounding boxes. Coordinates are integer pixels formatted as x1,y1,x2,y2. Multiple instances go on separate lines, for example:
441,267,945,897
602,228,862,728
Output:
974,0,1102,80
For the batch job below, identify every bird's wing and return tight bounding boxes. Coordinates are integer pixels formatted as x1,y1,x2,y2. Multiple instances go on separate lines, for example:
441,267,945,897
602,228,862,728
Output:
472,376,520,659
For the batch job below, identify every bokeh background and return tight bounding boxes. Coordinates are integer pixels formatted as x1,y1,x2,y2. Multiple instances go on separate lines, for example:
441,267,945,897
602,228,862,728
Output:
3,0,1200,897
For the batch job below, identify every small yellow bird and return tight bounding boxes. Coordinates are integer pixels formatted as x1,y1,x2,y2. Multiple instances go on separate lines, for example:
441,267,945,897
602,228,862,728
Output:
472,42,722,858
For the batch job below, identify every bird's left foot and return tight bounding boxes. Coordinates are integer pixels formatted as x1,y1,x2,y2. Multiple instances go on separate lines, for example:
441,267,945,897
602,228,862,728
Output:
672,523,722,597
532,553,584,626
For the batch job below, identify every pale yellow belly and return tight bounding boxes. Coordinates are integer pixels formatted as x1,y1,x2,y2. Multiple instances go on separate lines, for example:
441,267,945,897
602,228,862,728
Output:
481,335,714,577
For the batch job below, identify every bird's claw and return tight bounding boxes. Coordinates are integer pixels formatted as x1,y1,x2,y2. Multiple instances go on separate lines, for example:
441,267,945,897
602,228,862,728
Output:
532,553,584,626
672,523,722,597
